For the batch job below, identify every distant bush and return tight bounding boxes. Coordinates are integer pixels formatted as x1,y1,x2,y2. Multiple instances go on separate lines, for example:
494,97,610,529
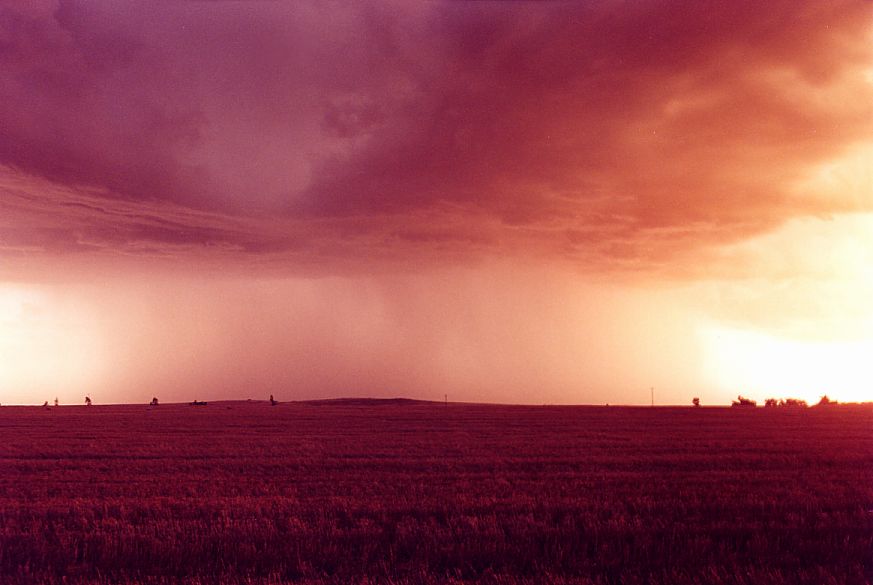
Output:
731,395,756,407
816,395,836,406
780,398,807,408
765,398,808,408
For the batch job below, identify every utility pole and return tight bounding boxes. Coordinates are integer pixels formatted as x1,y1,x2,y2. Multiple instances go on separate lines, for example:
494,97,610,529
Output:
650,387,654,407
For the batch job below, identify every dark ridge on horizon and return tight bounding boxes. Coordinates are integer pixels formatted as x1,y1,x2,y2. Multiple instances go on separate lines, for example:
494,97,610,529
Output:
298,397,437,407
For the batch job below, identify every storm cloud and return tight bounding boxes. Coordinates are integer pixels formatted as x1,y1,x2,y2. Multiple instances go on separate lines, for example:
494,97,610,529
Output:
1,1,871,276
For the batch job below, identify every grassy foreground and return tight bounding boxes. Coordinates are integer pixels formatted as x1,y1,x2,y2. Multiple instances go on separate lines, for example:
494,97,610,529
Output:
0,400,871,584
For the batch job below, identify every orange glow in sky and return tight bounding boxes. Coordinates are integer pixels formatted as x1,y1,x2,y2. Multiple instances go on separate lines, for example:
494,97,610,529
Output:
1,2,872,405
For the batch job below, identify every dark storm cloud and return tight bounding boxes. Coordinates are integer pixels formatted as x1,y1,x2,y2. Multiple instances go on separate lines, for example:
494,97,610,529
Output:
1,0,871,274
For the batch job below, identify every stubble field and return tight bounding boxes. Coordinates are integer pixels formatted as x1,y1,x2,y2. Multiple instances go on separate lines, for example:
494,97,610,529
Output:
0,400,871,584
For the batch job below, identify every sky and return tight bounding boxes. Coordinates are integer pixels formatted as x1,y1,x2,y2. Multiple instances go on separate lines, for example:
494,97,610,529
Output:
1,1,873,406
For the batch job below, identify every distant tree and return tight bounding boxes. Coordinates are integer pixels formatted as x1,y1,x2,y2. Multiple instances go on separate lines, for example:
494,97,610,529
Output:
54,397,59,407
731,395,756,407
764,398,777,408
780,398,807,408
817,395,834,406
85,396,92,406
150,397,159,406
692,397,700,407
270,394,278,406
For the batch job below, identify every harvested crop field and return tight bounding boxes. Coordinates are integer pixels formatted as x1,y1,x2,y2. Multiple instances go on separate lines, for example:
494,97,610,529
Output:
1,401,871,584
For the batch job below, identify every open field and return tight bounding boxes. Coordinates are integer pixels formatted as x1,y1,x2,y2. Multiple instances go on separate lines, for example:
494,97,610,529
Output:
0,401,871,584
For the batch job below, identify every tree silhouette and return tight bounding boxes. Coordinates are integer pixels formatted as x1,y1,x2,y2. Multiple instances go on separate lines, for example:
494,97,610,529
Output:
731,395,756,407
